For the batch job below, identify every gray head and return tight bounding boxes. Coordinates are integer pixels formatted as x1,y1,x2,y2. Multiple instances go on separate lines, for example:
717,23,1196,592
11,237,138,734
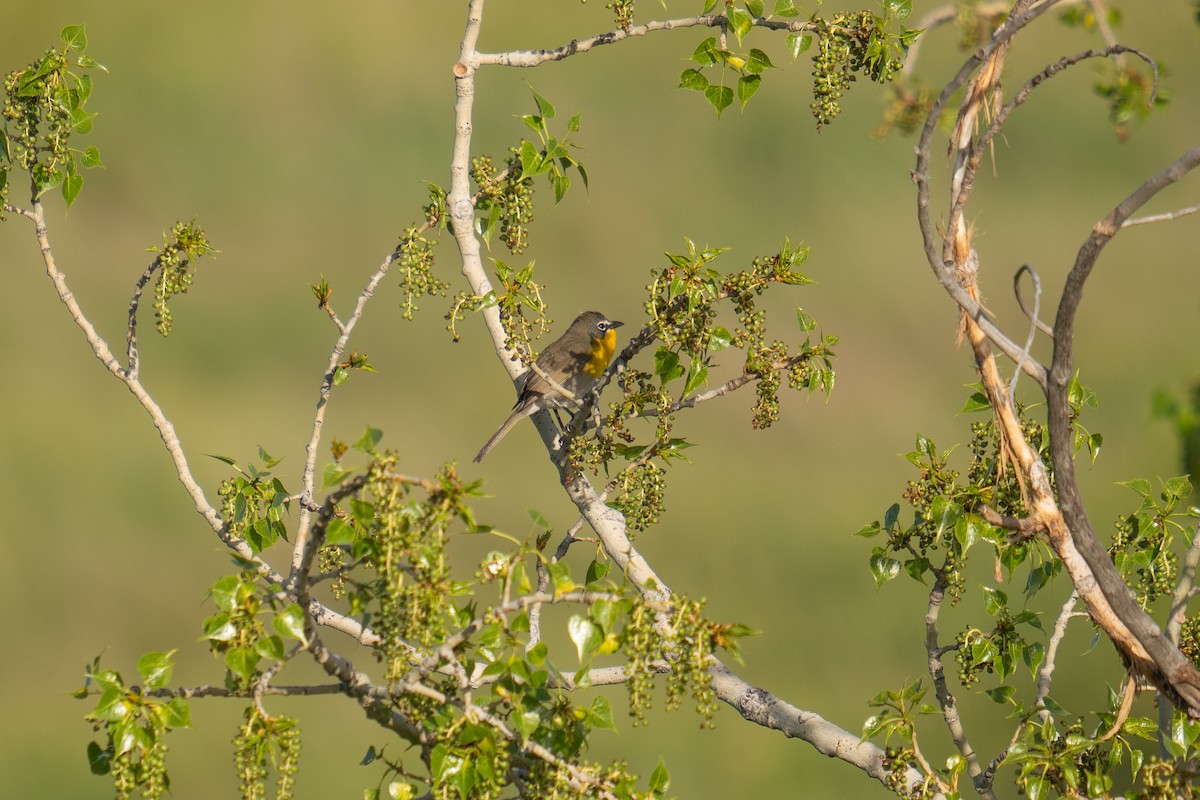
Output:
569,311,623,339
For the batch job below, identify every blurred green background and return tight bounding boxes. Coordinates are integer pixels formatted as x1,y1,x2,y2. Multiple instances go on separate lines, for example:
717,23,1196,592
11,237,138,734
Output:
2,2,1198,797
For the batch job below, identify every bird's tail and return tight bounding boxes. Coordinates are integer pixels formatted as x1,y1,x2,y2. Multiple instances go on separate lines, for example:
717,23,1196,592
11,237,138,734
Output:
473,405,534,462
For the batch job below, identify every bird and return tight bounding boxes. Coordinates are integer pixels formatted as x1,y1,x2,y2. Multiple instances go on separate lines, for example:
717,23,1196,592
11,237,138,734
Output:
473,311,623,463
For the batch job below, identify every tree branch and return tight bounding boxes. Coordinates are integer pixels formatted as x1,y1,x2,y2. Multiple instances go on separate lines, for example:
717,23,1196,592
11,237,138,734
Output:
1045,146,1200,713
926,570,989,798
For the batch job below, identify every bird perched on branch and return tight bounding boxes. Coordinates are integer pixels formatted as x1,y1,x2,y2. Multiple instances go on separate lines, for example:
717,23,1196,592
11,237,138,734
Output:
473,311,623,463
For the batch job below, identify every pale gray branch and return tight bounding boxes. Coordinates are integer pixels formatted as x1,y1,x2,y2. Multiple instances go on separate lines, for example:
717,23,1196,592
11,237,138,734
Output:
1123,203,1200,228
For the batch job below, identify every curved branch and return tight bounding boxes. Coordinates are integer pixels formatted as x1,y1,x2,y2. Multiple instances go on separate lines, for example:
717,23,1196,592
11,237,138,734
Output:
1013,264,1053,340
913,0,1067,390
1045,147,1200,712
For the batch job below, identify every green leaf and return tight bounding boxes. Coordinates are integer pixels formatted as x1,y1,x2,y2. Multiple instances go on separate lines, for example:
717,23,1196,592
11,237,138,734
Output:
551,173,570,203
78,145,104,170
568,615,602,662
567,112,582,132
94,687,130,722
225,647,259,685
954,514,980,555
325,517,356,545
746,48,776,74
273,603,309,644
587,695,616,730
985,685,1016,704
648,759,671,794
785,33,812,59
726,7,753,43
690,37,719,66
854,521,881,538
61,24,88,51
1041,695,1069,717
76,54,105,71
709,325,733,351
903,556,930,583
746,0,765,17
1164,475,1193,501
1118,478,1153,500
355,426,383,453
256,635,285,662
654,347,684,384
1025,776,1049,800
530,87,556,119
884,503,900,531
679,68,709,92
518,140,543,176
869,547,901,589
884,0,912,20
136,651,175,690
71,107,96,134
62,172,84,209
519,114,545,136
772,0,799,16
86,740,110,775
1023,642,1045,678
547,560,575,594
959,391,990,413
737,74,762,109
930,495,962,542
209,575,243,613
981,585,1008,616
323,463,350,487
704,83,734,116
1024,562,1057,599
684,360,709,396
585,559,611,585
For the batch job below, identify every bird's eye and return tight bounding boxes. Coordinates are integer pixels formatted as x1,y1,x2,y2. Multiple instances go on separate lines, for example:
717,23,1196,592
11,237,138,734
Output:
598,321,610,331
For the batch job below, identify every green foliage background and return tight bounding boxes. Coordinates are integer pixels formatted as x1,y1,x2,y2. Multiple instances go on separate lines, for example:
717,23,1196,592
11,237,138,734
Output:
1,2,1198,797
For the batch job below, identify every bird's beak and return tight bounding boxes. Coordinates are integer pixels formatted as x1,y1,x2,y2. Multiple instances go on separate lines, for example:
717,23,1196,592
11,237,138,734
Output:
611,320,624,328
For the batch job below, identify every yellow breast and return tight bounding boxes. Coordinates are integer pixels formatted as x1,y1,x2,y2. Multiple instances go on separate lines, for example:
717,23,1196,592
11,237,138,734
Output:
584,329,618,378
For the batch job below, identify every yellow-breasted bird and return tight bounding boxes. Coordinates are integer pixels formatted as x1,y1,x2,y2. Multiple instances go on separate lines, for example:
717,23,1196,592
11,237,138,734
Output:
473,311,623,463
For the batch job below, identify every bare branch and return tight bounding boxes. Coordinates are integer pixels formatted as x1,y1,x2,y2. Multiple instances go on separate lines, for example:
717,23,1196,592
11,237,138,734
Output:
914,0,1072,390
1008,264,1046,403
1037,591,1081,719
1123,203,1200,228
137,683,348,699
979,504,1045,536
926,570,989,798
1013,264,1054,339
1045,146,1200,712
473,15,865,69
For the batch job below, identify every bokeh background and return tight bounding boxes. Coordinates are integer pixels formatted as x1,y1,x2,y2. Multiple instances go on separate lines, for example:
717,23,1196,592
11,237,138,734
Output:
2,2,1198,797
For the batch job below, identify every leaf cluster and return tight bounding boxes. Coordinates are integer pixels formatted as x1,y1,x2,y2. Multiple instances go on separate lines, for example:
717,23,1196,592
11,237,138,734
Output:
145,220,216,336
80,652,190,800
677,2,917,125
233,707,301,800
1110,475,1197,609
0,25,105,212
215,448,291,554
201,570,309,691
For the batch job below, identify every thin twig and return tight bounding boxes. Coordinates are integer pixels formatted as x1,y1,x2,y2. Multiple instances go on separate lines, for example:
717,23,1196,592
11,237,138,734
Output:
1123,203,1200,227
1008,264,1045,404
1037,592,1081,719
926,569,989,797
1013,264,1054,339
